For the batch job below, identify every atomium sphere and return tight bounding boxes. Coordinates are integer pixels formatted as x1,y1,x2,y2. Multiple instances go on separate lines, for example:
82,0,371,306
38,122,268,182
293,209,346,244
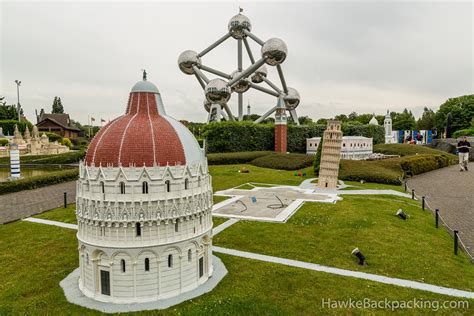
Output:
203,100,211,113
284,87,300,110
261,38,288,66
178,50,201,75
228,14,252,39
204,78,231,105
230,70,251,93
251,65,267,83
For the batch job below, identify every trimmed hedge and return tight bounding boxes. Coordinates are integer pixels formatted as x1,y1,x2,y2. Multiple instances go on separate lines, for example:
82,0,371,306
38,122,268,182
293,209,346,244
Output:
452,129,474,138
0,120,34,136
374,144,453,156
339,158,403,185
0,168,78,195
400,154,455,176
250,153,315,171
207,151,272,165
0,150,85,165
203,121,384,153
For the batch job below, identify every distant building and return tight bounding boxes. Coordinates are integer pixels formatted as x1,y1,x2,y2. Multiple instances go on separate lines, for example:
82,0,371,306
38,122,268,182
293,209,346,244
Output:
35,109,80,139
384,110,395,144
307,136,373,160
369,114,378,126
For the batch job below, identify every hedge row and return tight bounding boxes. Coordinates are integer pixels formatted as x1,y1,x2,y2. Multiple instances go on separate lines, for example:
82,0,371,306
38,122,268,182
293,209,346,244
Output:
207,151,272,165
0,120,34,136
400,154,455,176
0,168,78,195
339,159,403,185
452,129,474,137
250,153,315,170
202,121,384,153
0,150,85,165
373,144,452,156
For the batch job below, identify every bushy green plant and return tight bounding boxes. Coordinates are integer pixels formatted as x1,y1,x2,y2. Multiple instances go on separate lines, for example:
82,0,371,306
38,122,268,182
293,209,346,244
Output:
45,132,63,143
0,138,8,146
250,153,314,170
207,151,272,165
400,154,455,176
452,129,474,138
313,138,323,175
0,120,33,136
374,144,455,157
0,150,85,165
0,168,78,195
61,137,72,149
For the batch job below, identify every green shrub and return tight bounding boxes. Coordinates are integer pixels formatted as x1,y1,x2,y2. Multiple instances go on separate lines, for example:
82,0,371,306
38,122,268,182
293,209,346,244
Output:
207,151,272,165
0,120,33,136
452,129,474,138
313,138,323,176
400,154,455,176
62,137,72,149
0,139,8,146
374,144,453,156
45,132,63,143
0,168,78,195
203,121,385,153
339,158,403,185
0,150,85,165
250,153,314,170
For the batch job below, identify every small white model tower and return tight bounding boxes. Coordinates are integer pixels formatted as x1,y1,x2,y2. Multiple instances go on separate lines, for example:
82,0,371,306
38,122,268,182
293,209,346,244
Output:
76,73,214,303
384,110,393,144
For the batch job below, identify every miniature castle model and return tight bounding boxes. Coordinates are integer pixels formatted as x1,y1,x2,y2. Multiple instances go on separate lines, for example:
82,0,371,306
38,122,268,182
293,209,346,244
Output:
318,121,343,189
307,136,373,160
384,110,393,144
3,125,69,156
76,74,214,303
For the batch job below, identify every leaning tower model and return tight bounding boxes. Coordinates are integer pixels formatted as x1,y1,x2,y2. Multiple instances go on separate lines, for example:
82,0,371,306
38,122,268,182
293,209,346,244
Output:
318,120,343,189
75,73,214,303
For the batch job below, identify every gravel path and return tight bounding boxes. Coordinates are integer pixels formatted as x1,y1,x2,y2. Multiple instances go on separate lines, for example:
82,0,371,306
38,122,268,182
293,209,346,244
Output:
407,164,474,257
0,181,76,224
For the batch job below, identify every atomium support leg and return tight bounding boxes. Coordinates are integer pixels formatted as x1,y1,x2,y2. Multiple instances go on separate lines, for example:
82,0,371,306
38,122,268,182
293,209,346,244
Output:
243,37,255,64
255,106,278,124
290,109,300,126
223,103,235,121
277,65,288,94
198,32,232,57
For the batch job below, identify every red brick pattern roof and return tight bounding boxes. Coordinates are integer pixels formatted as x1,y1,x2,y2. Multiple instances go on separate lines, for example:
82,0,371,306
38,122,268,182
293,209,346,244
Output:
84,92,186,167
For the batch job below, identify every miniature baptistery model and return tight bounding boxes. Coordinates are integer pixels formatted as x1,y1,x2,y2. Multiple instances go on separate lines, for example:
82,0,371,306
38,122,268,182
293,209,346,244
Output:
76,72,214,303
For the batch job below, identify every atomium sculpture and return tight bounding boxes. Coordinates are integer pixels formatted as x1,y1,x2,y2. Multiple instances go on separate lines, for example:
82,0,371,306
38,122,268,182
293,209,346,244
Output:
178,9,301,125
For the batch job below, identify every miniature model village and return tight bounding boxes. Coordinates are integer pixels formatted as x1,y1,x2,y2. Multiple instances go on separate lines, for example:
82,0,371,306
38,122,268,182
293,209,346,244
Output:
1,9,473,316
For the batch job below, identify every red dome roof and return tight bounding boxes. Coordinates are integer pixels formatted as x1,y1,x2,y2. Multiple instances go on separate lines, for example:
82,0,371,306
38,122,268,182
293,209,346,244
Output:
84,79,202,167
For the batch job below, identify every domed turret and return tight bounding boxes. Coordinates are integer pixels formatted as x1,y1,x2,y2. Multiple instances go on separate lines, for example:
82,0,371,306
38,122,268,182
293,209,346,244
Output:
369,114,378,126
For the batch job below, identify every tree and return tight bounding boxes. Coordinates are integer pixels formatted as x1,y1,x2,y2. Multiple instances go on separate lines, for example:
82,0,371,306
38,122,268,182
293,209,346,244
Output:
392,108,416,130
298,116,313,125
0,96,5,106
316,118,328,125
434,95,474,135
0,105,19,120
355,113,373,125
416,107,436,130
52,96,64,114
348,111,358,121
334,114,348,122
313,138,323,176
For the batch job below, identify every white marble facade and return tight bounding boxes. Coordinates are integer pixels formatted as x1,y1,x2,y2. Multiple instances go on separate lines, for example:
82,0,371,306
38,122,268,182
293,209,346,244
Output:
307,136,373,160
76,162,214,303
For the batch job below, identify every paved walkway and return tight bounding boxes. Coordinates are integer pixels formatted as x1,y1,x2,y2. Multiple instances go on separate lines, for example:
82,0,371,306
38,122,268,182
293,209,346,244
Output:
407,164,474,257
0,181,76,224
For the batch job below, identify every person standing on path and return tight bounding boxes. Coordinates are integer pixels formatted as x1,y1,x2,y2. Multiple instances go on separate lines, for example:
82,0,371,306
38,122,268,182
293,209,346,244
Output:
457,136,471,171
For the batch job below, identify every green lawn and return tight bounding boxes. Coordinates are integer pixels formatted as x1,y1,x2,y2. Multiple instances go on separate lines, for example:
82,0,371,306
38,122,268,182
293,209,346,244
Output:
209,164,312,192
341,180,405,192
33,204,77,223
214,195,474,291
0,221,472,315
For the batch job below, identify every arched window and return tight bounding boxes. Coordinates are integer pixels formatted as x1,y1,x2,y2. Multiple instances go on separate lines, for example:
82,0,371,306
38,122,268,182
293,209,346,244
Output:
184,178,189,190
198,176,201,186
199,216,202,225
175,222,179,232
188,249,192,262
168,254,173,268
86,253,89,265
142,181,149,194
120,182,125,194
121,259,126,272
136,223,141,236
145,258,150,272
100,181,105,193
165,180,171,193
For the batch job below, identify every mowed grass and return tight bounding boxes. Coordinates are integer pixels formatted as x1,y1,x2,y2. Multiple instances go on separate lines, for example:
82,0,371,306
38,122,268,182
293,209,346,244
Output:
214,195,474,291
0,221,472,315
209,164,312,192
341,180,405,192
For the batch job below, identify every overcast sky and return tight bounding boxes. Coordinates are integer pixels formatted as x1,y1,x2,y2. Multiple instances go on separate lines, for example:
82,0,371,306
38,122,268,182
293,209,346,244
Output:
1,0,472,125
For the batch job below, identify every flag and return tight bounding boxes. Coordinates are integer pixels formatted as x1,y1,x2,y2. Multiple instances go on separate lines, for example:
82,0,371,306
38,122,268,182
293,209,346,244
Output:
91,117,95,122
101,118,106,123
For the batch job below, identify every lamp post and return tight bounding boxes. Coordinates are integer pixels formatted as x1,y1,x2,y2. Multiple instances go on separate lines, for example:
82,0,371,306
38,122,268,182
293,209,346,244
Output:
14,80,21,122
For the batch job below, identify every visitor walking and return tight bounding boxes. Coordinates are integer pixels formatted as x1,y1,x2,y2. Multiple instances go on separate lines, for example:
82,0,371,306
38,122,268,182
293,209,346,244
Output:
457,136,471,172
